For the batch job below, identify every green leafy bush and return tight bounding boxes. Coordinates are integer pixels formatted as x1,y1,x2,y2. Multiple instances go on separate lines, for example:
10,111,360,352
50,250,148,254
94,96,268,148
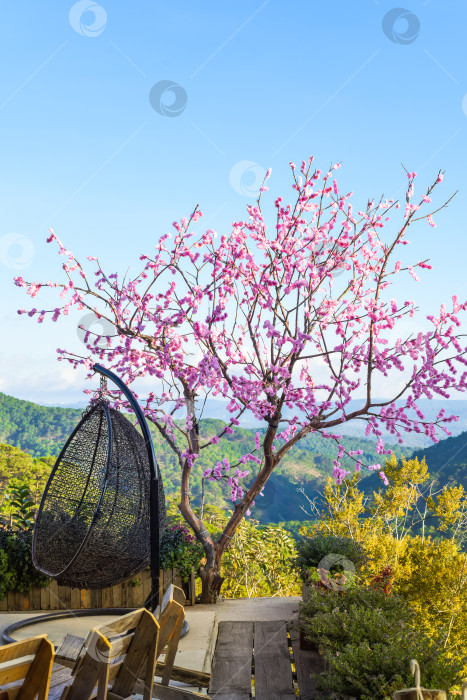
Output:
300,586,464,699
219,519,301,598
3,481,36,529
295,532,369,582
159,524,204,582
0,527,50,597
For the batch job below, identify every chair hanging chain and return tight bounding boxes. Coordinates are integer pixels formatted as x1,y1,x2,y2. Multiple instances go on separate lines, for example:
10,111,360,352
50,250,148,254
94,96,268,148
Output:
100,374,108,396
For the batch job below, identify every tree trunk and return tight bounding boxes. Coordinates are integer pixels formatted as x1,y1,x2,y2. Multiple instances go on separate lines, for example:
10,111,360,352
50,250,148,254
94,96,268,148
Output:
199,563,224,604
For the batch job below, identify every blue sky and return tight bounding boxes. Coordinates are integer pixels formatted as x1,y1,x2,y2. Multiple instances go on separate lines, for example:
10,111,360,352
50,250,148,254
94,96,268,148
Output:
1,0,467,404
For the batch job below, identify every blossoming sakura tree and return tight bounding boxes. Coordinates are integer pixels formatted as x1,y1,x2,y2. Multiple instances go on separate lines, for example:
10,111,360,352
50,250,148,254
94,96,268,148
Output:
15,158,467,602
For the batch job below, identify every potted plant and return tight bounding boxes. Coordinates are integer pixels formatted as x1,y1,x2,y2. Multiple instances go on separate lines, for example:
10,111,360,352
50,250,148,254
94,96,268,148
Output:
159,524,204,604
295,532,368,598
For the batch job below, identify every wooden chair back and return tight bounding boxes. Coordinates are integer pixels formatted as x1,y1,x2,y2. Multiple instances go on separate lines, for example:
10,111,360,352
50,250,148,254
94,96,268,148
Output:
155,586,185,686
0,634,54,700
61,608,159,700
57,585,186,699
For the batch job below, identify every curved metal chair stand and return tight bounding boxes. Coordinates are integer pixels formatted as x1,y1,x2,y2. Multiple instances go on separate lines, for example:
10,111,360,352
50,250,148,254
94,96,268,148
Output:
2,608,189,646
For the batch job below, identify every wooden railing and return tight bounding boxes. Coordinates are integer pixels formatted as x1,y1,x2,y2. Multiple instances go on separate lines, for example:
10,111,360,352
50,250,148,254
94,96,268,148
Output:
0,568,196,611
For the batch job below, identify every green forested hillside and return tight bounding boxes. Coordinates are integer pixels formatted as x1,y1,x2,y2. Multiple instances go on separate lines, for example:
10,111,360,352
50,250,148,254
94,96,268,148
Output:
0,393,82,457
412,432,467,489
0,391,412,523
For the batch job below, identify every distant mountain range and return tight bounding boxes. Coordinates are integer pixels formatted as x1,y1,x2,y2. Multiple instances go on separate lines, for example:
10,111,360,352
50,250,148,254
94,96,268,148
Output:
1,391,467,524
36,395,467,449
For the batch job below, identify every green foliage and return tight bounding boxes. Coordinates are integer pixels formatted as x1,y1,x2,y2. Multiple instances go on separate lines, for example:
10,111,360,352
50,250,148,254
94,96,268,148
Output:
159,524,205,582
4,480,36,529
0,444,52,522
395,536,467,666
295,532,369,583
163,496,300,597
0,393,81,457
299,455,467,690
220,519,301,598
300,586,464,699
0,527,50,597
199,508,301,597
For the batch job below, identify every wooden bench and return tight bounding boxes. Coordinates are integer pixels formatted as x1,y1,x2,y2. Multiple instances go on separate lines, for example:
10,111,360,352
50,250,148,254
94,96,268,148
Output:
54,584,209,699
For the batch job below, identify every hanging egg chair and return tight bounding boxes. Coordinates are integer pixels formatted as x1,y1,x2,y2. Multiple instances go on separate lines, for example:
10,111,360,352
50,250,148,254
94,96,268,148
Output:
33,390,166,590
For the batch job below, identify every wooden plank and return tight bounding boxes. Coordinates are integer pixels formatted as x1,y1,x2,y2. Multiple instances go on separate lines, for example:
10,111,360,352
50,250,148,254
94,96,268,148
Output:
163,569,172,597
111,609,158,699
173,570,183,591
289,624,325,700
125,580,133,607
91,588,102,609
40,583,50,610
108,633,133,660
30,585,42,611
18,591,29,611
132,578,145,608
80,588,92,609
55,634,85,668
121,581,131,608
7,591,20,611
21,636,54,700
157,664,210,688
48,580,60,610
0,635,42,661
253,621,295,698
70,587,81,610
0,659,32,685
133,679,207,699
119,580,126,608
112,582,122,609
160,608,185,685
209,621,253,698
101,585,113,609
0,592,7,611
95,608,143,637
57,585,71,611
47,665,74,700
60,632,110,700
157,599,184,652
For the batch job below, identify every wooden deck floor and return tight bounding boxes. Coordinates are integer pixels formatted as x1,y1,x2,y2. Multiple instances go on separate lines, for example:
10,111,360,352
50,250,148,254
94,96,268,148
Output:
208,620,324,700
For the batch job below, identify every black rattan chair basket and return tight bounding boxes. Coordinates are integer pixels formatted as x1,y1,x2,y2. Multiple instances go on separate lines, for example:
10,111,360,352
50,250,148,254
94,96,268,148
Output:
32,399,166,589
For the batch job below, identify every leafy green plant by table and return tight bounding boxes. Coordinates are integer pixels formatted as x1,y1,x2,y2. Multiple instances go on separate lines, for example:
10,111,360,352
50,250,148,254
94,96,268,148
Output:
295,532,369,589
159,524,205,583
300,585,464,699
